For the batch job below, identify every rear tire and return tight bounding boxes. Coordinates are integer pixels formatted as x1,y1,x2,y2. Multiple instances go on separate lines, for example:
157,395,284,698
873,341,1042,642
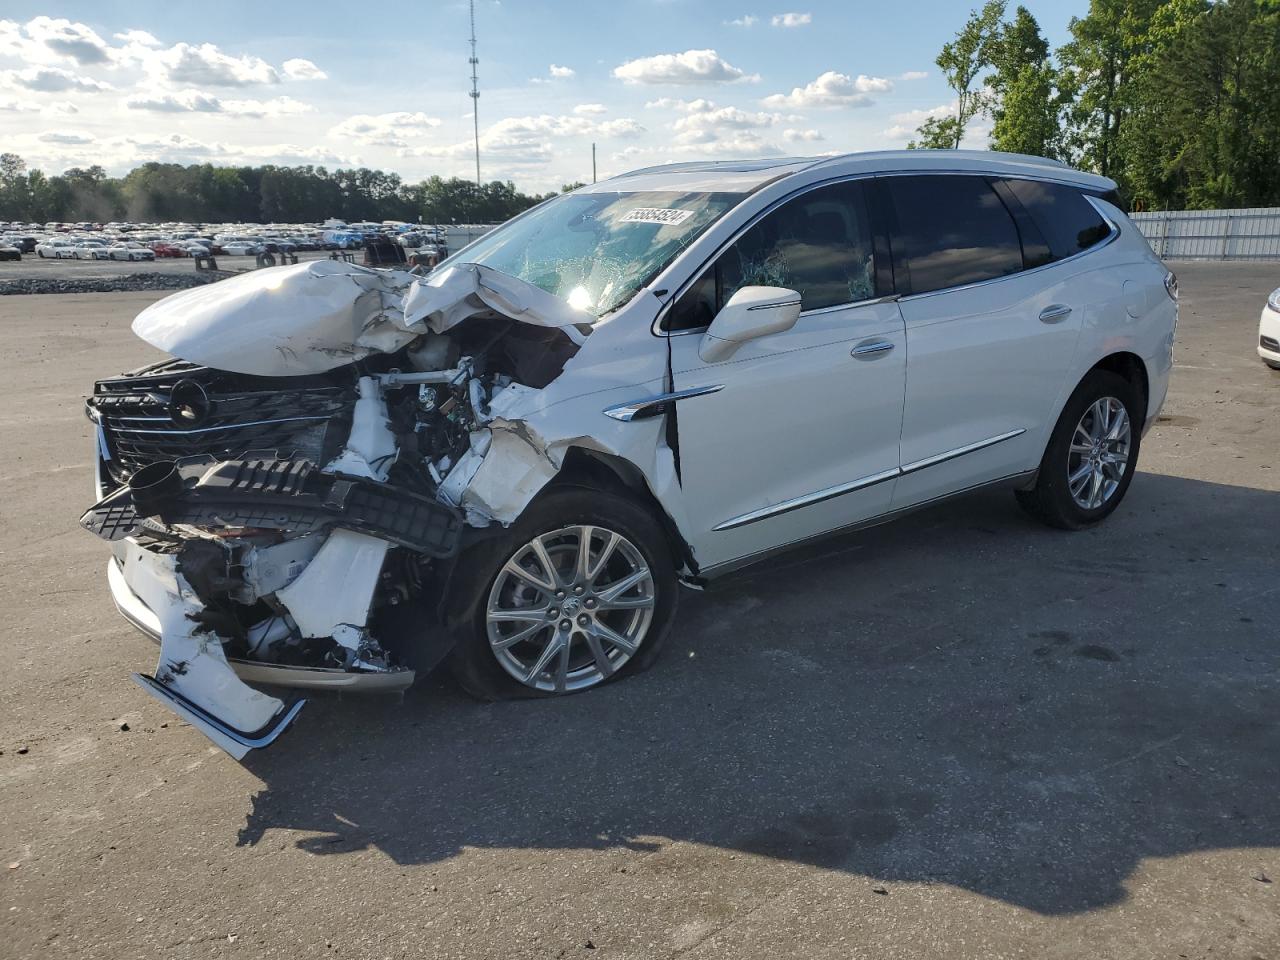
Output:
447,486,678,701
1016,369,1143,530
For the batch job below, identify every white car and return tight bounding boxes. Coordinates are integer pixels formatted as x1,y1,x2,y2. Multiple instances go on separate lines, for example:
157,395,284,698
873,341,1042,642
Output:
1259,287,1280,369
109,243,156,262
35,238,76,258
72,241,112,260
82,150,1176,758
220,240,262,256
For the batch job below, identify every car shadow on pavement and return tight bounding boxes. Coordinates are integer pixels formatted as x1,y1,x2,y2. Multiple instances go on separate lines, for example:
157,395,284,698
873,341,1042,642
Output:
237,472,1280,916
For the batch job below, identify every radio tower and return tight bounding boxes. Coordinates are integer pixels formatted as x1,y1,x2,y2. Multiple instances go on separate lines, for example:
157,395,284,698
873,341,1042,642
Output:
468,0,481,189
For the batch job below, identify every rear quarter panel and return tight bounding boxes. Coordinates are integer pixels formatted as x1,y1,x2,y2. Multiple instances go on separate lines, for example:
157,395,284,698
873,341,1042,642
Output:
1053,207,1175,434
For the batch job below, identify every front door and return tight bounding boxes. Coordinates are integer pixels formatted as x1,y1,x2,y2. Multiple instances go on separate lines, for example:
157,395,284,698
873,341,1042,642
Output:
662,180,906,572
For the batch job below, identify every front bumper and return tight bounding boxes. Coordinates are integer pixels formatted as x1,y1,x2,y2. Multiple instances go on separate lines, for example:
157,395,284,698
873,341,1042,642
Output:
107,552,415,693
1259,304,1280,364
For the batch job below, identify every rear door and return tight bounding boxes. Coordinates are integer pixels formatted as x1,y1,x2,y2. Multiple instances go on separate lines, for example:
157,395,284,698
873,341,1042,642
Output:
882,174,1085,507
664,179,906,572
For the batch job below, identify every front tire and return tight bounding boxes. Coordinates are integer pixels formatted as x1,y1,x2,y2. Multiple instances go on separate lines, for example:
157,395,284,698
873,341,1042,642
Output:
447,487,678,700
1016,369,1142,530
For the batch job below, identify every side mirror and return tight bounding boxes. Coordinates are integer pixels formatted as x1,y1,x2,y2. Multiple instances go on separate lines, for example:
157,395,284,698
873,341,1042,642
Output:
699,285,802,363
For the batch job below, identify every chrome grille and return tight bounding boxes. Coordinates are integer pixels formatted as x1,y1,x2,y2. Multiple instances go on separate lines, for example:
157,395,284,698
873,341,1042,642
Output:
89,359,353,486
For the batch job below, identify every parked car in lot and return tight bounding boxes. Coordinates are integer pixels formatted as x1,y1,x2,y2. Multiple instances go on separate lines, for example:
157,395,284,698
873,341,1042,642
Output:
73,241,112,260
219,240,263,256
81,150,1176,758
2,234,37,253
109,242,157,262
0,241,21,261
149,241,188,258
1259,286,1280,369
36,238,76,258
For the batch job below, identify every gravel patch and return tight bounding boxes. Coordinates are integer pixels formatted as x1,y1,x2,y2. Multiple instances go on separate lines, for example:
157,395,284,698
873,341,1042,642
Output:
0,271,228,296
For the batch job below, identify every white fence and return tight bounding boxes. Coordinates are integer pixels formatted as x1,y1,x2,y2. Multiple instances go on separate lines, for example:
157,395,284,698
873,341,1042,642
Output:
1130,207,1280,260
443,223,498,251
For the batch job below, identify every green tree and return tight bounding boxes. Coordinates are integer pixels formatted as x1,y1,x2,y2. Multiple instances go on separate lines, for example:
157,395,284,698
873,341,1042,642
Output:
908,115,965,150
913,0,1006,149
987,6,1060,157
1121,0,1280,209
1056,0,1164,180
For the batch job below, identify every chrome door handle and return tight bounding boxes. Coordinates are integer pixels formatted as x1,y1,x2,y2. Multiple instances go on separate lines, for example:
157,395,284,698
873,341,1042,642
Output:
1039,304,1072,323
852,339,895,358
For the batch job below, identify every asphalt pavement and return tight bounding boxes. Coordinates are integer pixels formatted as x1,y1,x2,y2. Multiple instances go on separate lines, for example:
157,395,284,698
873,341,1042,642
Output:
1,262,1277,959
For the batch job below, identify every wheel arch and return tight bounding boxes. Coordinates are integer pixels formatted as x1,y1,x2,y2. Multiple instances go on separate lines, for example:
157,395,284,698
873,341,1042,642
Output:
550,446,698,576
1083,350,1151,429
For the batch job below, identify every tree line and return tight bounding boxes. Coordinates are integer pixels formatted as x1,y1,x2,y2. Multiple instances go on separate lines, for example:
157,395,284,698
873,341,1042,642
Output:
912,0,1280,210
0,154,569,225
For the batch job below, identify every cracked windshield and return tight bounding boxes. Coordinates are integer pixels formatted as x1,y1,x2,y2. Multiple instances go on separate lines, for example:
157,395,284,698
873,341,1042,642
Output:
446,190,741,317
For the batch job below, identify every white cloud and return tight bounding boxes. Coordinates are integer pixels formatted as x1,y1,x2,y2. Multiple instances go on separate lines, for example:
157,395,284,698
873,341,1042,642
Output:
762,70,891,108
404,114,644,174
596,118,645,138
24,16,112,65
330,111,443,147
38,130,95,145
0,66,112,93
673,105,781,134
112,29,162,48
900,70,929,81
125,89,223,113
573,103,608,115
783,127,824,142
143,42,280,86
614,49,757,86
282,58,327,81
679,132,782,157
548,63,575,79
770,12,812,27
878,101,990,147
125,89,315,118
0,97,40,112
727,14,758,26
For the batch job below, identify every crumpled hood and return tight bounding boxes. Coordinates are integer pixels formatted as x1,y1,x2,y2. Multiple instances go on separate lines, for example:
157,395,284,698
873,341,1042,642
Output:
132,259,593,377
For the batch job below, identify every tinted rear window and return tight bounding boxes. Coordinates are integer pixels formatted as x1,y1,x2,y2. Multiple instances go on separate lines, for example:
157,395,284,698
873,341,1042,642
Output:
885,176,1022,295
1002,179,1112,261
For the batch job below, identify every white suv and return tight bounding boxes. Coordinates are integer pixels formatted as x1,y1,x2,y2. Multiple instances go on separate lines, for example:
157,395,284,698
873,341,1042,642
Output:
83,151,1176,757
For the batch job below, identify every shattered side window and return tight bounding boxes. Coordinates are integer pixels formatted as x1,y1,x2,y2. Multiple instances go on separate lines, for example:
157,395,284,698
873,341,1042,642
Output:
443,190,741,318
665,181,876,331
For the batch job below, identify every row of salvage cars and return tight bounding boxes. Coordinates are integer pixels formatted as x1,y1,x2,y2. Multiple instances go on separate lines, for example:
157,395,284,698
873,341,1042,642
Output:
82,150,1178,759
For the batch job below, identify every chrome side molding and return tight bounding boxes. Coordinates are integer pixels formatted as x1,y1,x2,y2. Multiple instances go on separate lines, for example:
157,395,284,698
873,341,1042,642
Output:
603,383,725,422
899,428,1026,475
712,467,899,531
713,428,1028,531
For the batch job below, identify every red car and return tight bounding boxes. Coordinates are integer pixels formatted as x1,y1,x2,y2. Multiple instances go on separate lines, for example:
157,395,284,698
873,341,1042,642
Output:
149,241,188,258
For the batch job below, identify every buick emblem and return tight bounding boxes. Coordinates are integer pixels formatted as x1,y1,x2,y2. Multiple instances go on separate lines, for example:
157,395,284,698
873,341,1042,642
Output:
168,379,212,427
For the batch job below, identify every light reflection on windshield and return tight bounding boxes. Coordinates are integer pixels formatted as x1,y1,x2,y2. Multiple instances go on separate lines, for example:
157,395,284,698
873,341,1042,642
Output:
440,190,741,318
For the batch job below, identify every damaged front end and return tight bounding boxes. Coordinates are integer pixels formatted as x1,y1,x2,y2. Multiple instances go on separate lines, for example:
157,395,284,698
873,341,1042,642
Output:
81,259,594,758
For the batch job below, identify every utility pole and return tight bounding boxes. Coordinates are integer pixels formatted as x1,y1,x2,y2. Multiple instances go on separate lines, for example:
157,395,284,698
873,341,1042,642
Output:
468,0,481,190
591,143,597,183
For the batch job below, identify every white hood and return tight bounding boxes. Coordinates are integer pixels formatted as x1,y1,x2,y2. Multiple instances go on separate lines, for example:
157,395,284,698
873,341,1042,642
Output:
132,260,592,377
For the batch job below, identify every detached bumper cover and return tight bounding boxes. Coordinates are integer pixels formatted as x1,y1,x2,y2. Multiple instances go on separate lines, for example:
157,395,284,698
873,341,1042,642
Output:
115,544,304,761
81,455,463,558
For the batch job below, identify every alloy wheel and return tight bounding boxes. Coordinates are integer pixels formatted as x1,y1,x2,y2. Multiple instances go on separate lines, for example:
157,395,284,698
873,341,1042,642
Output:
485,525,656,693
1067,396,1131,509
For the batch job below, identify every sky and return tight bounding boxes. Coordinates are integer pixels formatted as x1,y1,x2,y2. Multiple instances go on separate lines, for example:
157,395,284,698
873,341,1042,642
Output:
0,1,1089,194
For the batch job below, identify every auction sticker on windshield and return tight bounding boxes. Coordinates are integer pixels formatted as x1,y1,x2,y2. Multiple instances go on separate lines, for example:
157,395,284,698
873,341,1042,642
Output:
620,208,694,226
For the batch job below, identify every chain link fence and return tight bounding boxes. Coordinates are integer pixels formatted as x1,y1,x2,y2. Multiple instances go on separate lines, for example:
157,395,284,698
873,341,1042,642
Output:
1130,208,1280,261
